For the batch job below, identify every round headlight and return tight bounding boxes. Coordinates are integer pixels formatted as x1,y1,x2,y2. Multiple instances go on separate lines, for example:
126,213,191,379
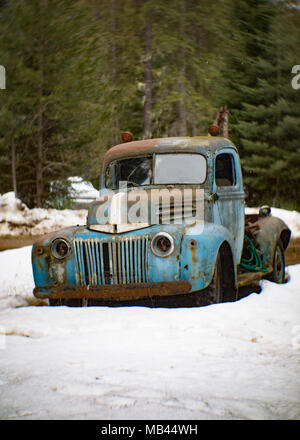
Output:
151,232,174,258
51,238,71,259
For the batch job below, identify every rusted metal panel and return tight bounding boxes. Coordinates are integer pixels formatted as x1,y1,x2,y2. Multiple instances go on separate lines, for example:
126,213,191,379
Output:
34,280,192,301
103,136,234,166
72,236,150,286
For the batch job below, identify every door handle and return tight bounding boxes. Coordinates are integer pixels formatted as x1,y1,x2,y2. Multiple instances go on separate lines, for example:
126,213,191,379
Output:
211,193,219,202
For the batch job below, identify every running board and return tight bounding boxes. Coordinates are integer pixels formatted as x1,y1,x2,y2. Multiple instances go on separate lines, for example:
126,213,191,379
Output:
237,271,270,288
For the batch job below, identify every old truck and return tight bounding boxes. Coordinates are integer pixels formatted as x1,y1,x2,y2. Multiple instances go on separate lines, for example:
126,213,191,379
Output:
32,134,291,307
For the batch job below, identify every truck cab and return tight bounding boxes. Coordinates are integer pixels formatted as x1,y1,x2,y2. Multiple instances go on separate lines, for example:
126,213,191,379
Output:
32,136,291,306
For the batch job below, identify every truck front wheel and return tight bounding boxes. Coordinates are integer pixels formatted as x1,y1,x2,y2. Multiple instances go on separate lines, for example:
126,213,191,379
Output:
194,245,236,306
194,253,223,306
210,252,223,303
194,252,224,306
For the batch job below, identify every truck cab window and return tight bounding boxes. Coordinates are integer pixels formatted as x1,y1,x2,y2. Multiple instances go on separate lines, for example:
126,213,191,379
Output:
106,156,152,189
215,153,235,187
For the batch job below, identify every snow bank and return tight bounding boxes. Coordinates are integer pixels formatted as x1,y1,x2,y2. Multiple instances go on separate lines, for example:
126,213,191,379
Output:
245,206,300,238
0,177,99,236
0,192,87,237
0,245,299,419
68,176,99,204
0,246,35,309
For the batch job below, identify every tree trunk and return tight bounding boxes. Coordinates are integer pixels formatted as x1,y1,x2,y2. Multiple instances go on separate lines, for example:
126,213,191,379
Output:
11,128,17,198
143,13,152,139
36,10,45,208
211,105,229,138
110,0,120,145
36,84,44,208
221,105,229,138
178,0,186,136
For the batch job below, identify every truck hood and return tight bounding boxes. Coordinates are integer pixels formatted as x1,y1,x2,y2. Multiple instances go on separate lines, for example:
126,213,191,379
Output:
87,187,204,233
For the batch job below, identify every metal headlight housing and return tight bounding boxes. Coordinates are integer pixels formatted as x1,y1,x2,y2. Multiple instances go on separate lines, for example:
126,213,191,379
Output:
51,238,71,260
259,205,271,217
150,232,175,258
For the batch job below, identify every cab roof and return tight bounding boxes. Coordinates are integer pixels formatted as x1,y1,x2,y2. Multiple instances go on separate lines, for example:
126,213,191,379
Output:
103,136,235,165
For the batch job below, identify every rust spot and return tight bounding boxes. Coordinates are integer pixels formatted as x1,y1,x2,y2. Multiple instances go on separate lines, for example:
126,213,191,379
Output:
34,246,44,256
189,239,198,263
37,257,43,270
103,138,161,165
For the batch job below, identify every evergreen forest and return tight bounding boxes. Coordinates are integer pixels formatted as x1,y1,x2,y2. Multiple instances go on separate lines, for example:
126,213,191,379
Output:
0,0,299,209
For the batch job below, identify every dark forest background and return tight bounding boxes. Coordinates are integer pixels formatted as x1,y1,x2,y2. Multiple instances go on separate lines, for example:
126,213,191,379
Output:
0,0,299,209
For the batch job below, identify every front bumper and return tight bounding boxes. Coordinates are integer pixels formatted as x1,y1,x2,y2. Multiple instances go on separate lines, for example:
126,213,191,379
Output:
33,280,192,301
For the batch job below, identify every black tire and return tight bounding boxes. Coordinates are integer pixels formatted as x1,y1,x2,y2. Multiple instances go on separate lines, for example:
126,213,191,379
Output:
194,243,237,306
195,252,223,306
267,239,285,284
210,252,223,303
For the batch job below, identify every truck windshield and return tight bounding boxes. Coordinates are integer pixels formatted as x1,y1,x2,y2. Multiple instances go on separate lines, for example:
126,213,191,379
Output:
105,153,206,188
154,154,206,184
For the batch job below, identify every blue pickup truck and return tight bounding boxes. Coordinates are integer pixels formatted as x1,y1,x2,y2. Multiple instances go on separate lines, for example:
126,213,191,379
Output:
32,135,291,307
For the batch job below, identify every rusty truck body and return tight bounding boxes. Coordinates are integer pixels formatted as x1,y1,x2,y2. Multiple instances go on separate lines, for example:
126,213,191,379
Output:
32,136,291,306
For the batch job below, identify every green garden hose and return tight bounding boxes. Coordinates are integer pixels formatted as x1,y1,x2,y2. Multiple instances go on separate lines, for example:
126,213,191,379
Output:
240,235,269,273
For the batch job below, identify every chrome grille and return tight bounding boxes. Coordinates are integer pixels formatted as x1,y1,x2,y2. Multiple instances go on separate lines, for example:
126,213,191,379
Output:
73,237,149,286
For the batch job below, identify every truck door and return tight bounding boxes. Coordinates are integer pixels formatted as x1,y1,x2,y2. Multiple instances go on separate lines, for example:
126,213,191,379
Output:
213,149,245,264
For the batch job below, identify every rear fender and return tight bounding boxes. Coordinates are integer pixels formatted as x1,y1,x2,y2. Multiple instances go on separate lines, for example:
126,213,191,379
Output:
254,216,291,267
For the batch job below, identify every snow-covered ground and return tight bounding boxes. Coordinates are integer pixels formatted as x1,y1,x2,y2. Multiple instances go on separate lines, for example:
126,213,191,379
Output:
0,245,299,420
0,195,300,419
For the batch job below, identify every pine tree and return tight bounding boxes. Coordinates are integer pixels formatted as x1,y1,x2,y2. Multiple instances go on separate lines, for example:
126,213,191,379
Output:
219,0,300,209
140,0,222,138
89,0,143,146
0,0,94,207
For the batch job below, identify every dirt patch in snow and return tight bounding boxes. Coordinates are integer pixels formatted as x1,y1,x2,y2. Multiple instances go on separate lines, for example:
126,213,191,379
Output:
0,235,44,251
285,237,300,266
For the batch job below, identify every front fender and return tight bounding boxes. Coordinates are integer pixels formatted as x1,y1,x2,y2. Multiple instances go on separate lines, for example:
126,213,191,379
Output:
32,226,87,289
180,222,236,292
